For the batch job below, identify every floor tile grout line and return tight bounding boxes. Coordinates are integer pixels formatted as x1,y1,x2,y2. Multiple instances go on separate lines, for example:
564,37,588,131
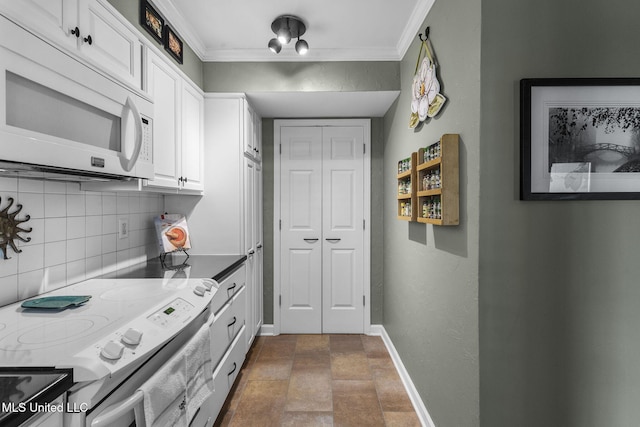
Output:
216,334,419,426
362,335,391,427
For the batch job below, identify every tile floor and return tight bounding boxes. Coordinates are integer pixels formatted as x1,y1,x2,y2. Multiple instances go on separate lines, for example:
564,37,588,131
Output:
214,334,422,427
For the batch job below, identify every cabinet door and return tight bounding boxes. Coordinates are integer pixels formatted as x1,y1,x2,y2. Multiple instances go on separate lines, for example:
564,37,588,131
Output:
253,162,263,335
243,100,255,156
0,0,78,51
253,109,262,162
77,0,142,89
146,51,180,189
244,158,256,347
180,82,204,191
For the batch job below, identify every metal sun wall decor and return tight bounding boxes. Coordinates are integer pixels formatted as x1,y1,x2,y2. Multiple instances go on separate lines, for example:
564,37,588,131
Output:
0,197,32,259
409,27,446,129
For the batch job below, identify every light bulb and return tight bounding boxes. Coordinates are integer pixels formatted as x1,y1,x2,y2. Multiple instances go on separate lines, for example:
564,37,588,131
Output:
268,38,281,54
295,39,309,55
277,27,291,45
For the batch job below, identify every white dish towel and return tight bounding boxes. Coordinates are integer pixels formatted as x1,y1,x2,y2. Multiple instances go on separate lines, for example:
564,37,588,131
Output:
138,350,188,427
184,320,215,422
138,316,214,427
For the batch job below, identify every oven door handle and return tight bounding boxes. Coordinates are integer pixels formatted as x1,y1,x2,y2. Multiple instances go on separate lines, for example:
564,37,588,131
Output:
91,390,144,427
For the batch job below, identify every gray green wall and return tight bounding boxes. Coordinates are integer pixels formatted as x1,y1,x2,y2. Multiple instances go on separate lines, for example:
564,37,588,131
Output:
480,0,640,426
202,62,399,93
382,0,481,425
107,0,203,88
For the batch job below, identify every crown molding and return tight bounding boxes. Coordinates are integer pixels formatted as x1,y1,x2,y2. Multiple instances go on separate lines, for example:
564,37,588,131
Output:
151,0,435,63
397,0,437,60
151,0,207,59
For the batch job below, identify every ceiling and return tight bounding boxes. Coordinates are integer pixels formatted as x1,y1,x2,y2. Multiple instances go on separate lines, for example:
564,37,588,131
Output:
152,0,434,62
151,0,435,117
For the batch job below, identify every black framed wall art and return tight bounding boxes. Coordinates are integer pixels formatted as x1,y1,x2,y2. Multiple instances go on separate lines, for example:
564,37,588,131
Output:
520,78,640,200
140,0,164,44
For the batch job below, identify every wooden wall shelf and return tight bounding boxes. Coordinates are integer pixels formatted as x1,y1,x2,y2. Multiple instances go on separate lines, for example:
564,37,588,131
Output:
416,134,459,225
396,152,417,221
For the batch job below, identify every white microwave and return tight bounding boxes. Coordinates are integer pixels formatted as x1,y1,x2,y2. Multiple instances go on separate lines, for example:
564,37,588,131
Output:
0,15,153,181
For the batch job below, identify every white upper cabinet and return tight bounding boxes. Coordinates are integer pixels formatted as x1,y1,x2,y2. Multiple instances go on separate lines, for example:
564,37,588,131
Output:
77,0,141,88
243,102,262,162
0,0,78,50
0,0,142,89
146,50,180,189
180,82,205,191
145,49,204,193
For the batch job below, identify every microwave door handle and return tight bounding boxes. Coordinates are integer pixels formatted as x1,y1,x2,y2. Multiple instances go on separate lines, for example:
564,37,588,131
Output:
122,96,143,172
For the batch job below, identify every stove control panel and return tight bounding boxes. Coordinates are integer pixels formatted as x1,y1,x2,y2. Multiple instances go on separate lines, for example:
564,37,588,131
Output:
148,298,194,328
72,278,218,381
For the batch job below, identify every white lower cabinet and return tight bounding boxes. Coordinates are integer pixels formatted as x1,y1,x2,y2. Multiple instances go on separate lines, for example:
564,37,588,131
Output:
211,328,246,413
190,263,247,426
210,286,246,366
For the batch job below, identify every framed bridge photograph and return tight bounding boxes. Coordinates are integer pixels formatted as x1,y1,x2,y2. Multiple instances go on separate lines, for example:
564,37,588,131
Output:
520,78,640,200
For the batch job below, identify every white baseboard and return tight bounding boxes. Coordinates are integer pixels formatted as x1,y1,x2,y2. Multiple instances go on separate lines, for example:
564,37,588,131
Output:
369,325,436,427
258,324,275,336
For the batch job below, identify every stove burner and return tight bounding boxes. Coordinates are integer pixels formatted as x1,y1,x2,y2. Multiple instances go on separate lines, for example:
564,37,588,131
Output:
0,315,110,350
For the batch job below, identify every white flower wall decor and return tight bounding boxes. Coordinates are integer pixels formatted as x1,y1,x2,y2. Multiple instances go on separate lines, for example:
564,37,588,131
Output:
409,28,446,129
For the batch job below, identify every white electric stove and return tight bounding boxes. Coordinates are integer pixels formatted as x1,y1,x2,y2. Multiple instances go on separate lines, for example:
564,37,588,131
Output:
0,275,219,426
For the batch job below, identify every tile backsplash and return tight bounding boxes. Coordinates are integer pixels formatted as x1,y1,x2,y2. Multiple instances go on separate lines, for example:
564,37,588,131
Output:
0,176,164,307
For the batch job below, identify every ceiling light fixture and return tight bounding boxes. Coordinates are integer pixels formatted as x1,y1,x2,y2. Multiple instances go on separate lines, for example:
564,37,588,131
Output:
268,15,309,55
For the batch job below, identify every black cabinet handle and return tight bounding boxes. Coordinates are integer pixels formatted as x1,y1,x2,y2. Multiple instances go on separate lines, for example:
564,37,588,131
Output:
227,316,237,328
325,238,341,243
257,244,263,249
226,283,237,295
228,362,237,376
248,249,255,255
70,27,80,38
84,35,92,45
303,238,319,243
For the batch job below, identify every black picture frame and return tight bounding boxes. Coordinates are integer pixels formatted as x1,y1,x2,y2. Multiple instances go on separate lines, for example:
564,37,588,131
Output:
163,25,183,64
140,0,164,44
520,77,640,200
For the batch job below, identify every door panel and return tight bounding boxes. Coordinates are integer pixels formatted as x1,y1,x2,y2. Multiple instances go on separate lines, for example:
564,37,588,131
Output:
280,125,364,334
322,127,364,333
280,127,323,333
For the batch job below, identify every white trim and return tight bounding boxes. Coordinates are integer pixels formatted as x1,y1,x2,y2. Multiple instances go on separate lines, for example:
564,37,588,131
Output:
258,324,275,336
150,0,207,59
369,325,436,427
273,119,371,336
396,0,437,60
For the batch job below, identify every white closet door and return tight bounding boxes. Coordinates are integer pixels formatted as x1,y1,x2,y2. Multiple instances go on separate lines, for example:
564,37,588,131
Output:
280,127,323,333
321,127,365,333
